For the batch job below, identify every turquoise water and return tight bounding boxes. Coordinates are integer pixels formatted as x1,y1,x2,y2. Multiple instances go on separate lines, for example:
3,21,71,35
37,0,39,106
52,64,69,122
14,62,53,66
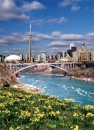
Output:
19,73,94,105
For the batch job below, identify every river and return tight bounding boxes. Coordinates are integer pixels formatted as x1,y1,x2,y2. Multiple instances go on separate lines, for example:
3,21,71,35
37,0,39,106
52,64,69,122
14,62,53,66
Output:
19,73,94,106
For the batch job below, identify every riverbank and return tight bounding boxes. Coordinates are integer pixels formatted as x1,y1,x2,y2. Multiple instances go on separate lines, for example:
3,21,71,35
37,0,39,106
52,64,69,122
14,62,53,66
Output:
70,76,94,82
47,74,94,82
27,72,94,83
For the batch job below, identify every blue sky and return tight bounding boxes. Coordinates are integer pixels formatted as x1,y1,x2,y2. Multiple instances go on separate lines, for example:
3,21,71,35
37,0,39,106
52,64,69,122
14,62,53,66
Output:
0,0,94,57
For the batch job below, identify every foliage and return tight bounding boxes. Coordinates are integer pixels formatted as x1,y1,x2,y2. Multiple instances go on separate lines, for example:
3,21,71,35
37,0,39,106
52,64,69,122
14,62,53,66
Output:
0,87,94,130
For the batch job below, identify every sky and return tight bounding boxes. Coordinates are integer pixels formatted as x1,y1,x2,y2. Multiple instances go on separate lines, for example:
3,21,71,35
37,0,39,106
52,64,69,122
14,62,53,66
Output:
0,0,94,57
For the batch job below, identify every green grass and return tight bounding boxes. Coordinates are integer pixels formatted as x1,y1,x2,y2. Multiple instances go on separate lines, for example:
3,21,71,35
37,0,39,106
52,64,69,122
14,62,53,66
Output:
0,87,94,130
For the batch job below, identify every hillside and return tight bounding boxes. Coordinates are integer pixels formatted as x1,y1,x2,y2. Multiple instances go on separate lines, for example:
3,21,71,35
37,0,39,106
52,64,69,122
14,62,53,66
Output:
0,63,18,87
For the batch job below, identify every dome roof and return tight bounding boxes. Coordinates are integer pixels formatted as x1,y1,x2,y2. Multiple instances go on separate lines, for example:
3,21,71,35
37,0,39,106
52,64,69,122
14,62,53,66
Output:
4,55,20,62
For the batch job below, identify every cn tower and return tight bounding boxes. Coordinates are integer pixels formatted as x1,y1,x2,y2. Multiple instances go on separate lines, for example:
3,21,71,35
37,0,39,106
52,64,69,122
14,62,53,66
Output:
29,21,32,62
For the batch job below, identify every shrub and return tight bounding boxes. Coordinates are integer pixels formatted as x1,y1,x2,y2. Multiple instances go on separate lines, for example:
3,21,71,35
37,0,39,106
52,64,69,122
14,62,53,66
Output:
0,87,94,130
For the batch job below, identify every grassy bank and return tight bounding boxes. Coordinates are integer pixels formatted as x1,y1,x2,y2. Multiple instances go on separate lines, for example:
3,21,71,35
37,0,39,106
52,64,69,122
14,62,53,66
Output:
0,87,94,130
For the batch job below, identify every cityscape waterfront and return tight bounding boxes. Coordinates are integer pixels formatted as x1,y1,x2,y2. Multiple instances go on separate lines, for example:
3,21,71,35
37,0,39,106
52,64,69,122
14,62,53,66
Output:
0,0,94,129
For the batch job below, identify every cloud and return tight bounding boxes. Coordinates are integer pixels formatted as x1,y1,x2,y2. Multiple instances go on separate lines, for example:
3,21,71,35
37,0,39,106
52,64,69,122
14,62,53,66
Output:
71,5,80,11
59,0,81,12
36,33,52,40
60,34,84,41
31,19,45,25
47,17,67,24
0,0,28,21
0,31,44,47
31,17,67,26
0,0,46,21
0,13,29,21
12,48,23,51
51,31,61,37
58,17,68,23
59,0,80,7
49,47,63,54
4,51,11,54
47,41,69,47
86,32,94,37
21,1,46,12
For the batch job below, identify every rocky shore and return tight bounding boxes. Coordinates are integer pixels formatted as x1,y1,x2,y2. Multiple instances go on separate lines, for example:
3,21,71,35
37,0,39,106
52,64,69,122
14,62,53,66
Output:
13,83,41,94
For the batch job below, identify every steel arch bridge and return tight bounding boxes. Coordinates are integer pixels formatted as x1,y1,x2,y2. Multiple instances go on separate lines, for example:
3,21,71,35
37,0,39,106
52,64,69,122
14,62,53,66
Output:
8,63,69,74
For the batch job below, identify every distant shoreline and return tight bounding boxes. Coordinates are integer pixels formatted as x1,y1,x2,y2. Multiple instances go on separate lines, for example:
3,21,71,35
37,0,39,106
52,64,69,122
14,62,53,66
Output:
19,72,94,83
43,74,94,82
70,76,94,82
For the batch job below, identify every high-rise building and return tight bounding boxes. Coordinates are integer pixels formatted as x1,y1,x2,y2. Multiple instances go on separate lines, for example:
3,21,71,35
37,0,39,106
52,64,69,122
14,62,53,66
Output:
57,52,61,60
78,49,82,61
91,51,94,62
62,51,66,58
71,47,77,52
25,54,28,62
80,51,91,61
41,51,46,62
70,43,74,49
38,55,41,62
67,49,72,57
73,51,78,62
81,44,90,52
0,55,2,62
0,55,5,62
29,21,32,62
20,54,23,61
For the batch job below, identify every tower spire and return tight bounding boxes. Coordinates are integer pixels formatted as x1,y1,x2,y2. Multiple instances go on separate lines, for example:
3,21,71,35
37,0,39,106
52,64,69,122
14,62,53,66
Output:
29,21,32,62
30,21,31,32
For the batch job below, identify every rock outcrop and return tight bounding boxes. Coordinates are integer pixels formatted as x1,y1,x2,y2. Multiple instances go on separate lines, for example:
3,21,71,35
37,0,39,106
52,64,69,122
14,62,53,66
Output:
0,63,18,87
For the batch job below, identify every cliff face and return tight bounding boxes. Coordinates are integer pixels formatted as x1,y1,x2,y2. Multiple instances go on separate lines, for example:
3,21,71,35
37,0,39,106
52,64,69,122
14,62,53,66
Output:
0,63,18,87
68,66,94,78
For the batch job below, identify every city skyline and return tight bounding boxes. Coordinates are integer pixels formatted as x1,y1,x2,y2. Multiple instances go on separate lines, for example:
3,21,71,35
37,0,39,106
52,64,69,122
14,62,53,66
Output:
0,0,94,57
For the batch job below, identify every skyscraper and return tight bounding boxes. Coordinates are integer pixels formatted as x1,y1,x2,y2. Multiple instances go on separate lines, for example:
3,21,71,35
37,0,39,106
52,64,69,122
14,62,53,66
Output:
29,21,32,62
41,51,46,62
70,43,74,49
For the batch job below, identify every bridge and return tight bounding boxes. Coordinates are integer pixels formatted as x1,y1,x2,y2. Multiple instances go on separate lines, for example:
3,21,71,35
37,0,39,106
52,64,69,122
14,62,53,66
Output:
8,63,71,74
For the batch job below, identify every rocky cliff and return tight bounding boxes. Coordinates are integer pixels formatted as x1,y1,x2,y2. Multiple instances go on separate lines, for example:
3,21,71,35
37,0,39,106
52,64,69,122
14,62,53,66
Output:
0,63,18,87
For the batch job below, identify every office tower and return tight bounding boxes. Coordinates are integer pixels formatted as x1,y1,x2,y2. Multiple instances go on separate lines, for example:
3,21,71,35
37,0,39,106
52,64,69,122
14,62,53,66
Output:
67,49,72,57
0,57,1,62
38,55,41,62
71,47,77,52
62,51,66,58
78,49,82,62
73,51,78,62
80,52,91,61
57,52,60,60
29,21,32,62
81,44,90,52
91,51,94,62
20,54,23,61
70,43,74,49
0,55,5,62
41,51,46,62
26,54,28,62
